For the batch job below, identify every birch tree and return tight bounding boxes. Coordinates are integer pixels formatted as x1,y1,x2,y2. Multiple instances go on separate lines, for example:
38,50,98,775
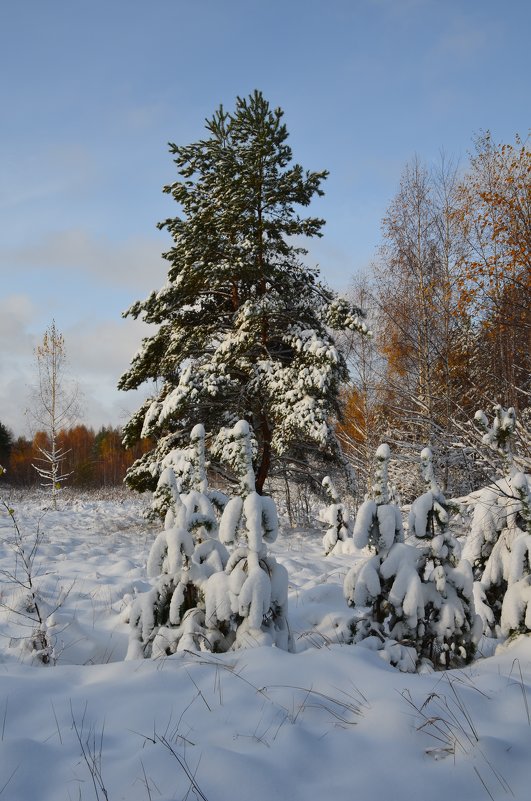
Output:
29,321,79,507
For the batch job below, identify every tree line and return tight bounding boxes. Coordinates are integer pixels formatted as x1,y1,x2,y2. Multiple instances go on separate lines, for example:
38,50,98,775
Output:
0,422,151,488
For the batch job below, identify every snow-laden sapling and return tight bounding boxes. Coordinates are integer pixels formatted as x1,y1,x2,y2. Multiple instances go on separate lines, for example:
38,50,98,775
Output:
204,421,289,650
499,472,531,638
463,406,518,580
461,484,508,583
150,423,228,522
127,426,229,658
475,405,517,475
320,475,351,555
344,444,423,671
464,407,531,635
409,447,481,668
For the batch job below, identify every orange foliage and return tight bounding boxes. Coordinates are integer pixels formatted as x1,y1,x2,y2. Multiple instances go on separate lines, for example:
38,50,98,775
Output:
454,133,531,324
337,386,370,448
6,425,152,488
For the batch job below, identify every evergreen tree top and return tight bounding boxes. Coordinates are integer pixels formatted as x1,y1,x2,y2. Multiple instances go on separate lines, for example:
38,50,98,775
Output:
144,90,328,291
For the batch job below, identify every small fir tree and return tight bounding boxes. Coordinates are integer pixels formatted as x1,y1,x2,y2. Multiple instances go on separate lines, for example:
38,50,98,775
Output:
474,405,517,477
150,424,228,522
463,407,530,634
492,471,531,637
461,483,508,582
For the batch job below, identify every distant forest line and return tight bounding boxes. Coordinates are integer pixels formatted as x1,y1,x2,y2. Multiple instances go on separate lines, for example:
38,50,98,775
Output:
0,424,151,488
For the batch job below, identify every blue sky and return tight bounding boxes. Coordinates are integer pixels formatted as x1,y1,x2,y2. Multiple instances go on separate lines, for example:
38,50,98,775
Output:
0,0,529,435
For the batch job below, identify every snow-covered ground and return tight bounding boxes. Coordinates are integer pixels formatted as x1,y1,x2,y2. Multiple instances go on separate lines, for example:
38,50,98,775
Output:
1,490,530,801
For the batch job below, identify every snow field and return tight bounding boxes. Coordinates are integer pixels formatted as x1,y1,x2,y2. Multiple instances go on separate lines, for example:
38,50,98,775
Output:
0,492,530,801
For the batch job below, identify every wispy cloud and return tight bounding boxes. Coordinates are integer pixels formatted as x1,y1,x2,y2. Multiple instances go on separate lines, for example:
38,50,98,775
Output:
0,145,98,212
66,317,154,379
0,229,168,292
436,19,487,62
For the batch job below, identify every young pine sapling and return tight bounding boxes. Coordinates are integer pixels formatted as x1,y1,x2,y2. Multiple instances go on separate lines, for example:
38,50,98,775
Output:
409,447,481,668
320,475,351,555
344,444,423,671
127,425,229,657
205,421,289,650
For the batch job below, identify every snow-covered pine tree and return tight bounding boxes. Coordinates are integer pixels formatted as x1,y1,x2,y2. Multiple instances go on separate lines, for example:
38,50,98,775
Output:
344,444,423,671
118,91,368,496
320,475,351,555
409,447,480,668
126,426,229,658
204,421,289,650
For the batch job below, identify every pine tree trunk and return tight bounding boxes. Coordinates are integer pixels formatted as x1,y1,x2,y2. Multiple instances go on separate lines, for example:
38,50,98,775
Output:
255,414,272,495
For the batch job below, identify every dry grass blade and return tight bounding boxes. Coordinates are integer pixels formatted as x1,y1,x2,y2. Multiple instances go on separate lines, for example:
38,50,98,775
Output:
474,766,496,801
508,658,530,726
1,698,8,741
156,734,209,801
70,702,109,801
262,683,363,724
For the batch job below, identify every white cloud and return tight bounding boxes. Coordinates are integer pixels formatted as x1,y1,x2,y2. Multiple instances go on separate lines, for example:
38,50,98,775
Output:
0,294,36,434
0,294,155,436
74,377,152,432
0,228,168,293
61,316,156,431
0,374,33,438
66,316,153,380
0,144,99,213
